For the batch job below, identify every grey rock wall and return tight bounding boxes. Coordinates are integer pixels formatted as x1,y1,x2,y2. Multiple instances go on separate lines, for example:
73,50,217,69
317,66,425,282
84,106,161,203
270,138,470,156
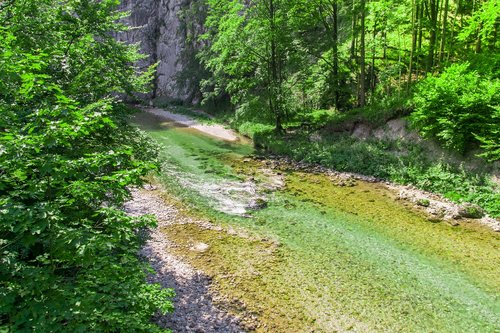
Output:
117,0,190,101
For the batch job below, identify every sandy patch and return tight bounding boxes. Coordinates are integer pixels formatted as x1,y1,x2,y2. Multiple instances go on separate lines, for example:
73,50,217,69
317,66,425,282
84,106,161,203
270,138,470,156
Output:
140,106,239,142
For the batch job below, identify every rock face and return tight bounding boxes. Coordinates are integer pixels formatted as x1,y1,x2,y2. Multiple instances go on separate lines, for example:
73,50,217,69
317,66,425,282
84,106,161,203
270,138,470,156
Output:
116,0,190,101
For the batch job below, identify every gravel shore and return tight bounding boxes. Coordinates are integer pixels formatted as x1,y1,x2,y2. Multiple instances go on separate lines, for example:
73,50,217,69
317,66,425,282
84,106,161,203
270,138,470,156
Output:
124,186,246,333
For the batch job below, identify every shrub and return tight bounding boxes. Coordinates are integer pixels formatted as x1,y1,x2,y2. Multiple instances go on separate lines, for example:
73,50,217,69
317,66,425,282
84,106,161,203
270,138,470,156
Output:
237,122,275,147
410,63,500,158
0,1,173,331
294,109,336,130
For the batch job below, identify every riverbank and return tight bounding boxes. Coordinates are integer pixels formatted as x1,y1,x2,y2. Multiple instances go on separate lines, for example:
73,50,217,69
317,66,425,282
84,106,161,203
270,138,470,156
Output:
138,106,240,142
125,186,248,332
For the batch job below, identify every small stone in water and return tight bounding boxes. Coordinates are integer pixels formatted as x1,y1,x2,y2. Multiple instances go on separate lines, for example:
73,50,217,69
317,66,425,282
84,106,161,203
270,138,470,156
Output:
190,242,210,252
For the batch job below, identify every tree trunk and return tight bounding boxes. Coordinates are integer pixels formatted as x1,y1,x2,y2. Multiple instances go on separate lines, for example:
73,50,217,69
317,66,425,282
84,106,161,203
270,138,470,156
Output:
476,23,483,53
447,0,459,62
371,18,377,97
408,0,417,89
332,1,340,109
268,0,282,132
426,0,439,73
417,1,423,80
351,1,357,60
439,0,449,64
359,0,366,107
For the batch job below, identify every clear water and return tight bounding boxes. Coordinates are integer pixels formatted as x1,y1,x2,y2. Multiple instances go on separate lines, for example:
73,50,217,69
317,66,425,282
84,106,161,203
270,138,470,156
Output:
134,112,500,333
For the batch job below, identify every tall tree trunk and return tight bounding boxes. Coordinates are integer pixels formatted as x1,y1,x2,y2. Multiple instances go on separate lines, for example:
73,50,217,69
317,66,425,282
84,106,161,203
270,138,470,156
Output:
476,19,483,53
426,0,439,73
359,0,366,107
332,1,340,109
351,1,357,59
268,0,282,131
439,0,449,64
417,1,424,80
447,0,459,62
408,0,417,89
371,19,377,97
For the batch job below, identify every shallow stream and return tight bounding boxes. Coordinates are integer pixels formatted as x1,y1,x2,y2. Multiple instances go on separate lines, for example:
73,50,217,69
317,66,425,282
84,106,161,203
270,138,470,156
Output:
133,112,499,332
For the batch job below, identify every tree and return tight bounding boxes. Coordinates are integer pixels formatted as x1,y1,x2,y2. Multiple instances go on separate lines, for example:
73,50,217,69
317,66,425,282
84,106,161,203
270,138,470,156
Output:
425,0,440,73
0,0,173,331
359,0,367,106
200,0,295,131
290,0,343,109
411,63,500,155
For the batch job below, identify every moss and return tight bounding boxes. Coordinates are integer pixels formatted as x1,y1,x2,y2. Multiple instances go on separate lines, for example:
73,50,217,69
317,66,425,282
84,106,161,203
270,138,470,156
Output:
417,198,431,207
164,223,312,332
284,171,500,292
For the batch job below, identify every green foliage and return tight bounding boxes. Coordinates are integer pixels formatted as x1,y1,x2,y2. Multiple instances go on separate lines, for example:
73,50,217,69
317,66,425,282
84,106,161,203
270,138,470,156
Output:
199,0,296,129
237,122,275,143
476,128,500,162
293,110,337,130
411,63,500,157
417,198,430,207
0,0,173,331
458,0,500,50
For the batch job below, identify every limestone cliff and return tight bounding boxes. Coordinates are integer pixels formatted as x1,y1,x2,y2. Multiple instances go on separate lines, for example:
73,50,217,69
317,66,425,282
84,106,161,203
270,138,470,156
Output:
117,0,191,101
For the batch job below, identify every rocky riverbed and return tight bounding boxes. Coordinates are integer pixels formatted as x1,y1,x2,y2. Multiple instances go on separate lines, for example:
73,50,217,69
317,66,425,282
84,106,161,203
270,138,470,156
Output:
124,186,247,333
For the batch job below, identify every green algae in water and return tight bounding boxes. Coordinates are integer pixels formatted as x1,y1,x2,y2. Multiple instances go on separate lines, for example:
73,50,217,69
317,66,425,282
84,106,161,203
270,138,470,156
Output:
133,111,500,332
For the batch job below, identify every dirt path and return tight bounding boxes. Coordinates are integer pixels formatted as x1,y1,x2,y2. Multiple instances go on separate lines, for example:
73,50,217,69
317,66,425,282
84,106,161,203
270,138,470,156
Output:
124,186,246,333
140,106,240,142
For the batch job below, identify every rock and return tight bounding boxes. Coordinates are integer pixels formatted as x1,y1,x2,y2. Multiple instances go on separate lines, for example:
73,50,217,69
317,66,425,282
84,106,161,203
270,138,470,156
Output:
458,203,485,219
351,123,372,140
116,0,194,101
250,198,268,210
427,217,441,223
124,188,246,333
309,133,322,142
416,198,430,207
190,242,210,253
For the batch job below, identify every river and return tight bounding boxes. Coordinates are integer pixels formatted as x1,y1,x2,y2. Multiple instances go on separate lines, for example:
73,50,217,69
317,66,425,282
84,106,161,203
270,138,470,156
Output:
133,111,499,332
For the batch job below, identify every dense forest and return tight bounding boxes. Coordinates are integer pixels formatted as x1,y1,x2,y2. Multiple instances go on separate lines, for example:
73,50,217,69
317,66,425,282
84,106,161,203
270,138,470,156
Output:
1,0,499,331
179,0,498,159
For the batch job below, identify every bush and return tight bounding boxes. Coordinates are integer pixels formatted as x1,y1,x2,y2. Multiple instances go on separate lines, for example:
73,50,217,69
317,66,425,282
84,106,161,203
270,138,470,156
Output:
0,1,173,331
410,63,500,158
237,122,275,147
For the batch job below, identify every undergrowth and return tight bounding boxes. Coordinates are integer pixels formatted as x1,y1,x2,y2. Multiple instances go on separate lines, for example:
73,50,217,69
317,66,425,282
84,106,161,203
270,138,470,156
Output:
256,132,500,217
